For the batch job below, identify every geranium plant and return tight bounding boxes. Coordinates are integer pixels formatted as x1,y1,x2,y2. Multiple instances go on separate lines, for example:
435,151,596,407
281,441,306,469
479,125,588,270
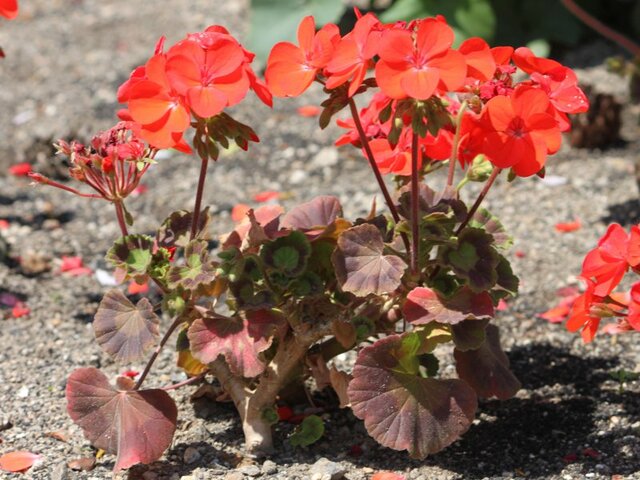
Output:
31,11,588,472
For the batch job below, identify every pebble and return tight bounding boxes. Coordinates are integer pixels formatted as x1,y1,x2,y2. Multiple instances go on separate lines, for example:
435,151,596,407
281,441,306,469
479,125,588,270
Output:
51,462,68,480
16,385,29,398
289,169,307,184
262,460,278,475
225,472,244,480
309,458,345,480
312,147,338,168
183,446,201,464
239,464,261,476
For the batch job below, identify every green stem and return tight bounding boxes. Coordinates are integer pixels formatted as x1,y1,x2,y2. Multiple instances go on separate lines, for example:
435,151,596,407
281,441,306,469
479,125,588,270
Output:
190,154,210,240
348,98,411,254
446,102,468,187
410,132,420,274
456,167,501,235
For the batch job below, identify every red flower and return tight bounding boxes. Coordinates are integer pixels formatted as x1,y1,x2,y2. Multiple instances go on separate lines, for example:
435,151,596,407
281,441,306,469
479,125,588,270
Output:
265,16,339,97
459,37,496,82
565,280,602,343
626,282,640,331
165,33,249,118
581,223,640,296
0,0,17,19
367,128,421,176
479,86,561,176
325,13,380,97
375,17,466,100
335,92,391,147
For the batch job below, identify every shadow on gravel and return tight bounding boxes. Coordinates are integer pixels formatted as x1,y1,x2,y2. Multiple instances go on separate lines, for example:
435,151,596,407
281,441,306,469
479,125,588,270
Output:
602,198,640,226
124,442,226,479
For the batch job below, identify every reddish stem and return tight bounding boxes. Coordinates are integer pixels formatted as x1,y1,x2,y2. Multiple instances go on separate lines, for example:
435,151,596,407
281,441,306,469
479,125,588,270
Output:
135,316,183,390
410,132,420,274
190,154,209,240
561,0,640,57
348,98,411,254
114,201,129,237
447,102,467,187
456,167,501,235
161,371,207,391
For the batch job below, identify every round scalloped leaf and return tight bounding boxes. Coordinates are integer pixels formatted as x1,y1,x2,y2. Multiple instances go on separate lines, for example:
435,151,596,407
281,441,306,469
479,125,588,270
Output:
403,286,494,325
66,367,177,472
156,207,211,248
106,235,154,283
188,310,283,378
332,224,406,296
280,195,343,239
348,333,477,459
470,208,512,250
260,230,311,277
166,240,216,291
454,324,521,400
289,414,325,447
93,289,160,363
440,228,499,292
450,319,489,351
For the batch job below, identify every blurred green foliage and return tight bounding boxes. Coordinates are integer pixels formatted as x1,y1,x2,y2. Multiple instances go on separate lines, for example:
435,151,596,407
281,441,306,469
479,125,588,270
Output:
247,0,640,65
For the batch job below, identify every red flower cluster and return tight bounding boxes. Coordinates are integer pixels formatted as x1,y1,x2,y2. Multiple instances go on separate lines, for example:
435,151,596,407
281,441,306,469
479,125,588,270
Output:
118,27,271,150
567,224,640,342
29,122,153,202
265,13,588,178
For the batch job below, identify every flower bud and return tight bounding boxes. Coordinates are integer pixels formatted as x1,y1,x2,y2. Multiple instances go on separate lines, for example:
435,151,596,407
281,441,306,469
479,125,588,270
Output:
466,154,493,182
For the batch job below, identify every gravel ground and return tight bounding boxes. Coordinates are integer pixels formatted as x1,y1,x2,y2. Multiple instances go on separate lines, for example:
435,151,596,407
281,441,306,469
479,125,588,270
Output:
1,1,640,479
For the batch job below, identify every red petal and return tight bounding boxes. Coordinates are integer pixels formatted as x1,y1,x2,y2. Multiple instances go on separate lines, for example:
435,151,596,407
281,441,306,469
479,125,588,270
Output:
416,18,454,59
400,68,439,100
186,86,227,118
555,219,581,233
0,451,41,473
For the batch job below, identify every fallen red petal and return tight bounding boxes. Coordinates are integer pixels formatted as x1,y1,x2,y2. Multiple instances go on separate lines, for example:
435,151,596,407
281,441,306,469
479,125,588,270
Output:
297,105,321,117
253,191,281,203
12,303,30,318
0,451,41,473
582,447,600,458
231,203,251,223
496,299,509,311
555,219,582,233
128,281,149,295
539,304,570,323
0,219,9,229
276,405,293,422
121,369,140,379
8,163,32,177
515,250,526,258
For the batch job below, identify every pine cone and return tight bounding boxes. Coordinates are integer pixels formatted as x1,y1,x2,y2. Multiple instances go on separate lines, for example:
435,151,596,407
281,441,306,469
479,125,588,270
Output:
569,83,622,149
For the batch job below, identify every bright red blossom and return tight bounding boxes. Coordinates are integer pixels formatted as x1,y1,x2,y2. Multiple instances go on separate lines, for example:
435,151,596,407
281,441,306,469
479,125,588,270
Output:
0,0,17,19
565,281,603,343
375,17,466,100
480,86,561,176
265,16,339,97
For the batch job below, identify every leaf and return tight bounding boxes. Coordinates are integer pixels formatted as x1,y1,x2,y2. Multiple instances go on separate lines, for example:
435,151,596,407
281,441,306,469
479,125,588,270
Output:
167,240,216,291
106,234,154,283
188,310,283,378
0,451,41,473
231,203,251,223
93,289,160,363
332,224,406,296
260,230,311,277
470,208,513,250
247,0,345,66
403,286,494,325
348,333,477,459
495,255,519,296
221,204,284,251
280,195,343,239
156,208,210,248
329,366,352,408
289,415,325,447
454,324,521,400
440,228,499,292
331,318,356,349
66,368,177,472
450,319,489,351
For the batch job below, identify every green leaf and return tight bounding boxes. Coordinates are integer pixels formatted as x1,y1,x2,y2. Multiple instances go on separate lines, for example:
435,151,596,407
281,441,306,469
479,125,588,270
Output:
469,208,513,251
260,230,311,277
247,0,345,66
166,240,216,291
289,415,325,447
156,208,210,249
106,235,154,283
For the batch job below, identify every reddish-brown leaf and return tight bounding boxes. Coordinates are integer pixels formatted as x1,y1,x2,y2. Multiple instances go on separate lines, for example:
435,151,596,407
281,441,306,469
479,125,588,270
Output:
93,289,160,363
403,287,494,325
188,310,283,378
67,457,96,471
454,325,521,400
348,334,477,459
0,451,41,473
329,366,352,408
281,195,343,238
66,367,177,472
332,224,406,296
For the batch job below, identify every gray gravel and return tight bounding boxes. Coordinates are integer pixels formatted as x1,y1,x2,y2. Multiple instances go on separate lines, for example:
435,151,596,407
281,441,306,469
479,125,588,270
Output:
1,1,640,479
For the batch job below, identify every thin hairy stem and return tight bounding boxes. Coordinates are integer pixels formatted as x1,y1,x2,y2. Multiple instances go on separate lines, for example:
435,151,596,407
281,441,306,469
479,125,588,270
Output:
114,201,129,237
190,154,210,240
456,167,501,234
447,102,468,187
135,316,183,390
161,371,208,391
410,132,420,274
